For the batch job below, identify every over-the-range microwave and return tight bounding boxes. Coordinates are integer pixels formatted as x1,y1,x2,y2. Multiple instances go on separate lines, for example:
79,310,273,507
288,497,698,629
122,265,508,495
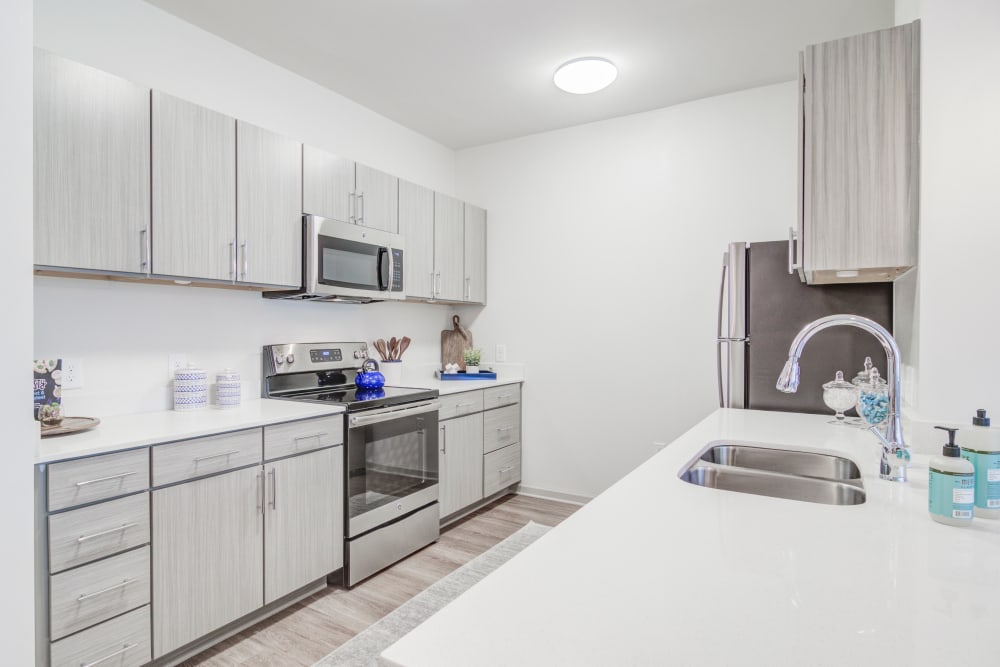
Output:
264,215,404,303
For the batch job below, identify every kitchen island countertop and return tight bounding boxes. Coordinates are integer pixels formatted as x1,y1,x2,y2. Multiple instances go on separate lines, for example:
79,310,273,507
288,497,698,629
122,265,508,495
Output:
381,408,1000,667
35,399,345,464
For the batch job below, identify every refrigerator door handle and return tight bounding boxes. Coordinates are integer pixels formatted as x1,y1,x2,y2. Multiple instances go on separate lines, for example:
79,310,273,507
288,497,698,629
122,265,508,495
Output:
717,253,729,408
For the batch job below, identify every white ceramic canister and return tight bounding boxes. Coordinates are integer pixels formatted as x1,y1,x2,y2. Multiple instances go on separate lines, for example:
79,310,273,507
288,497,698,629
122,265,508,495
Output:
380,360,403,386
215,368,242,409
174,365,209,411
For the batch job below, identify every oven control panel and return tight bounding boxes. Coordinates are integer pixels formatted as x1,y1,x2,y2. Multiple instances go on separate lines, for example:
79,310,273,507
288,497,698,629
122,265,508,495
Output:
264,342,367,375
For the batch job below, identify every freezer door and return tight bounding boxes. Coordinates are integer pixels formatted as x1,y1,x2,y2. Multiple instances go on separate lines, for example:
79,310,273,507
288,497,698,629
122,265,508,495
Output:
717,243,748,408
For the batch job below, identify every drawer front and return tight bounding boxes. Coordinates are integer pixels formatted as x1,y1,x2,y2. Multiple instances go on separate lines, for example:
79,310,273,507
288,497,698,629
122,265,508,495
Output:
48,449,150,512
439,390,484,421
50,605,151,667
153,428,262,486
49,492,150,574
50,546,150,640
264,414,343,461
483,384,520,410
483,404,521,454
484,443,521,497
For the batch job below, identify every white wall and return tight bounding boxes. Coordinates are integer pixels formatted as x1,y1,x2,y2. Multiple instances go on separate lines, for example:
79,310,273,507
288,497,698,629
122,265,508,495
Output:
33,0,461,416
1,0,36,662
893,0,1000,422
456,83,797,498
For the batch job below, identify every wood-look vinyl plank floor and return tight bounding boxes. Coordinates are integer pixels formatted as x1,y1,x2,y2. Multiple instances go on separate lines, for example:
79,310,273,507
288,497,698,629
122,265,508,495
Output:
181,494,580,666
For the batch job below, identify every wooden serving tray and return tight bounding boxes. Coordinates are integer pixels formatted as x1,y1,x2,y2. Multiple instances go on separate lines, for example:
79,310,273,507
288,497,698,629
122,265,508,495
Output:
40,416,101,437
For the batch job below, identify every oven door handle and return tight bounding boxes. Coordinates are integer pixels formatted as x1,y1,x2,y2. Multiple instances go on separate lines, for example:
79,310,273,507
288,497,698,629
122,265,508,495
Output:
349,400,441,427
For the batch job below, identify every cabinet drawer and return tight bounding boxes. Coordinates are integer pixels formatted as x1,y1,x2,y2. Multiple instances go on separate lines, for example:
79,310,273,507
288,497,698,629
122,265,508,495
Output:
483,384,520,410
483,404,521,454
153,428,262,486
50,605,151,667
484,443,521,497
49,492,150,574
439,390,484,421
50,546,150,640
48,449,149,512
264,414,343,461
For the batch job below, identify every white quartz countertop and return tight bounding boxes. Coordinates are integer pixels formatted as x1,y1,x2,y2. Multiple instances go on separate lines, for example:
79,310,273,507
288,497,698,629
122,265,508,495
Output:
35,399,345,464
404,375,522,396
381,409,1000,667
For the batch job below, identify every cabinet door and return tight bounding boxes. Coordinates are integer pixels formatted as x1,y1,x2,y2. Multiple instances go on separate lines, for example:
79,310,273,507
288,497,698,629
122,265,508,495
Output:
803,21,919,284
152,467,263,658
398,180,435,299
151,92,236,281
355,163,399,233
264,447,343,604
463,203,487,304
439,413,484,517
302,145,355,223
236,121,302,287
34,50,150,274
433,193,465,302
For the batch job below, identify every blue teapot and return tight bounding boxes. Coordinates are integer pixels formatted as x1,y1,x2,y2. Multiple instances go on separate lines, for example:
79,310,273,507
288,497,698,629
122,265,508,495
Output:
355,359,385,390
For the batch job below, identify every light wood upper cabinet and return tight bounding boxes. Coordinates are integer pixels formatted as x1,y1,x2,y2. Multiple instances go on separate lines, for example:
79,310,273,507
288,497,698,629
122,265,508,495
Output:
264,447,343,604
152,466,264,658
34,50,150,274
433,193,465,302
398,180,435,299
799,20,920,285
463,203,487,304
152,92,236,281
439,412,484,518
355,163,399,233
302,145,355,222
236,121,302,287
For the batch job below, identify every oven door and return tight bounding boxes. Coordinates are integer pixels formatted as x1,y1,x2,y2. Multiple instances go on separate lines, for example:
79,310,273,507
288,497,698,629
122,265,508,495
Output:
306,215,404,300
346,400,440,537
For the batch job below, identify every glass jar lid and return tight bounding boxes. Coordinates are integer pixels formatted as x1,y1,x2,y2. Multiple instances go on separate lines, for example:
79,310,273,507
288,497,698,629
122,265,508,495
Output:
823,370,854,391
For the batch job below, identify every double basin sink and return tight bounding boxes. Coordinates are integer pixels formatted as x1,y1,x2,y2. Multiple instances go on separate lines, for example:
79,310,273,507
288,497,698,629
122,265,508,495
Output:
680,442,866,506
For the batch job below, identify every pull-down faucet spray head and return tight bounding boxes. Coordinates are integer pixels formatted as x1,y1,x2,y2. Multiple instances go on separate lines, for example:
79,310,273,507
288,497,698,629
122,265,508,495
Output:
776,357,801,393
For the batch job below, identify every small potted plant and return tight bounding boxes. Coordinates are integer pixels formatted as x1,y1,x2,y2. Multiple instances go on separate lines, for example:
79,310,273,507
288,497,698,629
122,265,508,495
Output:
463,348,482,374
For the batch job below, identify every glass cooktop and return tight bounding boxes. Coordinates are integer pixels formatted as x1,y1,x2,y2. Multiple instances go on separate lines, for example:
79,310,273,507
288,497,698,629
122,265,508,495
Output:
285,385,438,411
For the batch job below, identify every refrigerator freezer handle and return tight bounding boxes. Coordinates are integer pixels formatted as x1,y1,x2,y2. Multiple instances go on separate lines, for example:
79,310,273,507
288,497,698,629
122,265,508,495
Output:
717,253,729,408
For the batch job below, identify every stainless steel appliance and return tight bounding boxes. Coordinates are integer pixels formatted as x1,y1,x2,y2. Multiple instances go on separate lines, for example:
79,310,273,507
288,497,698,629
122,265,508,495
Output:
264,215,404,303
262,342,440,586
717,240,893,413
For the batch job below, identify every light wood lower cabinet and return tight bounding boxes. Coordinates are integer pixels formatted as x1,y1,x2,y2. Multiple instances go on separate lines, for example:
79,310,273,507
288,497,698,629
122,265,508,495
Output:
439,413,484,517
152,466,264,658
264,447,343,603
50,605,151,667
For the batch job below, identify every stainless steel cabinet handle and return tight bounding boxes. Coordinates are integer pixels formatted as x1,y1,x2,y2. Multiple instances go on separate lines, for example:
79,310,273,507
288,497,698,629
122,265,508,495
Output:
457,402,477,408
358,192,365,225
240,241,248,280
75,471,136,487
429,271,436,295
268,468,276,510
435,271,441,296
77,577,134,602
139,229,149,271
465,276,471,300
193,449,241,463
497,394,513,400
77,522,139,543
497,425,515,432
81,642,138,667
788,226,801,274
498,465,515,474
229,241,236,280
293,432,327,447
440,424,446,454
349,192,357,223
256,470,264,513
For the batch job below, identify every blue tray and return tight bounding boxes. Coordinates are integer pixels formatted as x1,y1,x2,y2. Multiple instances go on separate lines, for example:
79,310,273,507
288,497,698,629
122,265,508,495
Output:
438,371,497,381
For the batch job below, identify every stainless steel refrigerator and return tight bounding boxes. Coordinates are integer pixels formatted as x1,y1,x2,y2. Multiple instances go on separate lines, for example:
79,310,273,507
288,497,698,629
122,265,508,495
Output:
717,240,893,414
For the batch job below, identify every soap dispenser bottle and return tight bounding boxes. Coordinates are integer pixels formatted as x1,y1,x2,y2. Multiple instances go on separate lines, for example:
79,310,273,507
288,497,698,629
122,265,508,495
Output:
929,426,975,526
961,409,1000,519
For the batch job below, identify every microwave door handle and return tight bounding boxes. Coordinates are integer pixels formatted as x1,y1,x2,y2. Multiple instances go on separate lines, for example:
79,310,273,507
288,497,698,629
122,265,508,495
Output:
376,247,388,291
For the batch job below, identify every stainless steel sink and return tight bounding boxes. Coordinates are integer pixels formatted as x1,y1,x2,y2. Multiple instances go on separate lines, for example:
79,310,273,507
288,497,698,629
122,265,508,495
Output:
699,442,861,481
680,441,865,506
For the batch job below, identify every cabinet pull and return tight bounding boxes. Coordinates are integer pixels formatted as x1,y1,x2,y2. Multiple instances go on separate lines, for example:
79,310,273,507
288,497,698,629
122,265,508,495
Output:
81,642,138,667
497,425,515,432
293,431,327,447
193,449,241,464
465,276,471,300
229,240,236,280
496,394,513,400
457,401,476,408
788,226,801,275
76,577,135,602
349,191,357,223
75,471,136,487
440,424,446,454
268,468,277,510
429,271,436,295
77,522,139,543
434,271,441,296
240,241,248,280
498,465,515,474
358,192,365,225
139,229,149,272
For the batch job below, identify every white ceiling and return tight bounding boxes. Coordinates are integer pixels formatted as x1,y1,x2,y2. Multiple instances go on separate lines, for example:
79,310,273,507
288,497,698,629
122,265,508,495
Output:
144,0,894,149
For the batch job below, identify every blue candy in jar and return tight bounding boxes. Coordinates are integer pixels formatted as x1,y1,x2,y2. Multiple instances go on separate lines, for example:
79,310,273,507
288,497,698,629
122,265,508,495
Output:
856,367,889,425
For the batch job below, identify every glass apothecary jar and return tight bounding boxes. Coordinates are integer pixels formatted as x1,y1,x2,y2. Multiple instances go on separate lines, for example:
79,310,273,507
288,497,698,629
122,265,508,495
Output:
823,371,859,424
856,368,889,426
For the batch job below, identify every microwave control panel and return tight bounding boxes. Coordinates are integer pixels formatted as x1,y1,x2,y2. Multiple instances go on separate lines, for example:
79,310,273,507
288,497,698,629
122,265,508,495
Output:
391,249,404,291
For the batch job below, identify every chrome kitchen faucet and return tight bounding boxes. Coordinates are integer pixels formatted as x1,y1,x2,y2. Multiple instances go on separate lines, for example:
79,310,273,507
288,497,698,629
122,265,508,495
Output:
775,314,910,482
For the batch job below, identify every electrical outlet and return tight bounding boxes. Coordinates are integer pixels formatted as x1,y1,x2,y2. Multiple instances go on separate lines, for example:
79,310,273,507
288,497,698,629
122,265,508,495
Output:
168,353,188,380
62,358,83,389
495,344,507,363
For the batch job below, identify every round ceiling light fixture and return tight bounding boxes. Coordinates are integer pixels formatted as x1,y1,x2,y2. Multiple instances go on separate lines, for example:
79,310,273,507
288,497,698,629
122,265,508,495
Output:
553,57,618,94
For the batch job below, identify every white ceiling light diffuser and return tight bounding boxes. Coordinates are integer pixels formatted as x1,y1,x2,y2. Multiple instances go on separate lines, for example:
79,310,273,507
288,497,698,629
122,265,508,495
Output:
553,57,618,94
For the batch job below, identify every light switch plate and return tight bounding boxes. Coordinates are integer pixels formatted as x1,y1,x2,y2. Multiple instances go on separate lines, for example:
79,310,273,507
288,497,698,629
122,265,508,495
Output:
495,344,507,363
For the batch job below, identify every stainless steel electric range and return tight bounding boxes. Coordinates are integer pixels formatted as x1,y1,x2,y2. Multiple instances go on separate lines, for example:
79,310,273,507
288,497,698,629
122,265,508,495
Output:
262,341,440,586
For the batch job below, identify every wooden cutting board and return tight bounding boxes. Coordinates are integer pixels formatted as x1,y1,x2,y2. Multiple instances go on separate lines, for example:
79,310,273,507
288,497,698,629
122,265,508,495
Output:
441,315,473,371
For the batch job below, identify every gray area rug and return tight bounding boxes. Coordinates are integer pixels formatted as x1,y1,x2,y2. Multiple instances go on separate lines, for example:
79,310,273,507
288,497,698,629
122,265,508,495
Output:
314,521,552,667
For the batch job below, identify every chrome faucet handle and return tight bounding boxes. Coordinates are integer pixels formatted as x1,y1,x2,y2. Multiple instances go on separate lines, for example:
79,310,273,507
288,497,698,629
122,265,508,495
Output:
868,425,910,482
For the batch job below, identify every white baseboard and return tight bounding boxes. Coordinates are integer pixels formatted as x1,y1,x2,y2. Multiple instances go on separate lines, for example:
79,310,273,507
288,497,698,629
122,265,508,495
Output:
514,485,591,506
